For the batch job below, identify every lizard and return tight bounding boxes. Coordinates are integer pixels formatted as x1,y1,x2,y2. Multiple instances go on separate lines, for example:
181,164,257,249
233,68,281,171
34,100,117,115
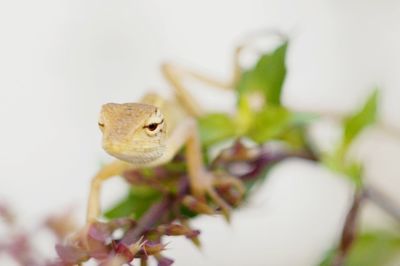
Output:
85,44,251,225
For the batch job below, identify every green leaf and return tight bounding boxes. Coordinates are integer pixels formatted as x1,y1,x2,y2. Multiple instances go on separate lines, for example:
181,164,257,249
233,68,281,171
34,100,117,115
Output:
291,112,319,126
323,151,363,188
236,41,288,106
322,90,379,187
246,107,315,144
247,106,291,143
179,205,198,219
104,186,162,220
343,89,379,149
319,231,400,266
198,113,237,146
279,127,308,150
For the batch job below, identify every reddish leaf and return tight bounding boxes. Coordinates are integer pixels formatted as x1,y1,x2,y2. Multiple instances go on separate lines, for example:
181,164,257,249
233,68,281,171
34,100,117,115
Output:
55,244,89,263
115,242,134,261
88,222,113,242
157,256,174,266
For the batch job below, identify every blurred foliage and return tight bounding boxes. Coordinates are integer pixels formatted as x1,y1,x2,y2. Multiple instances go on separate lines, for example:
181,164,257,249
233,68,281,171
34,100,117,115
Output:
105,186,162,220
246,106,315,144
342,90,379,150
105,159,187,220
236,41,288,106
198,113,236,147
67,36,397,266
323,90,379,188
199,41,316,149
106,36,381,228
319,231,400,266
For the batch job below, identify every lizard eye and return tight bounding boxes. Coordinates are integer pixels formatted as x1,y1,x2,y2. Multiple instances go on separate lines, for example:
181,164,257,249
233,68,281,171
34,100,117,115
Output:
144,119,164,136
98,122,105,132
147,123,158,131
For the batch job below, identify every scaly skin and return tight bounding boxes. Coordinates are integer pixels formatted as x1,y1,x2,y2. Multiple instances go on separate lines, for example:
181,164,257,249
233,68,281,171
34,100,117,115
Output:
85,37,254,224
86,94,243,224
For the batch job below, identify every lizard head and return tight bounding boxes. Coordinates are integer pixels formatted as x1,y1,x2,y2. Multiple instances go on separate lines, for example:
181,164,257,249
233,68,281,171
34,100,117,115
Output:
98,103,166,164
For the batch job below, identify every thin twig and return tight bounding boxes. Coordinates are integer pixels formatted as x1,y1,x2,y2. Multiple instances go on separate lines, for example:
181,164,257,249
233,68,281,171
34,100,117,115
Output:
295,108,400,140
332,190,365,266
364,186,400,223
140,256,148,266
121,199,172,246
238,148,317,181
121,178,189,245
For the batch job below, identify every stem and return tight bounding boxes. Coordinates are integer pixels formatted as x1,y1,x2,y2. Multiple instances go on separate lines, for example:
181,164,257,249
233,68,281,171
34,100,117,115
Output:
330,187,400,266
239,148,317,181
295,108,400,140
332,190,364,266
140,257,148,266
121,198,172,246
364,186,400,223
121,178,189,245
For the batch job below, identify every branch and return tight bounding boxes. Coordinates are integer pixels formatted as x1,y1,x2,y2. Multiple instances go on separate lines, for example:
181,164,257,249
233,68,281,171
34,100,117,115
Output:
364,186,400,224
332,190,364,266
294,108,400,140
121,178,189,246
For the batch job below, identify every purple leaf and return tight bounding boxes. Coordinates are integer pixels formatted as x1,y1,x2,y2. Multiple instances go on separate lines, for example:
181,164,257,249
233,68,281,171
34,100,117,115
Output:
55,244,89,263
115,242,134,261
157,256,174,266
88,222,112,242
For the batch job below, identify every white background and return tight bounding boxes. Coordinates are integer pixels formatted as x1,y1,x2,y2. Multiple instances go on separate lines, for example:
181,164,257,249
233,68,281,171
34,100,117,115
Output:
1,0,400,265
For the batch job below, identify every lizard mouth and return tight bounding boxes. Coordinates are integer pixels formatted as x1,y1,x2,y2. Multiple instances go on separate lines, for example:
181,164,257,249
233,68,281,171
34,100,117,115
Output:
104,145,165,165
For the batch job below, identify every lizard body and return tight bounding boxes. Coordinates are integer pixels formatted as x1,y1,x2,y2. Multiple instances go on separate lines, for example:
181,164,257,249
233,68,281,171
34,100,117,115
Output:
86,59,246,224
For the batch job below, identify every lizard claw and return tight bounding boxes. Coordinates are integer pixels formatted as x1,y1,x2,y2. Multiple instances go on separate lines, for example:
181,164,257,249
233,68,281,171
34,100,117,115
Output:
189,170,245,222
206,186,233,222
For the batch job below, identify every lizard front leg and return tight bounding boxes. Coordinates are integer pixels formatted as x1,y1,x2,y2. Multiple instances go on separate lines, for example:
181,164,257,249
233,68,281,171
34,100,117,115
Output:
86,160,133,223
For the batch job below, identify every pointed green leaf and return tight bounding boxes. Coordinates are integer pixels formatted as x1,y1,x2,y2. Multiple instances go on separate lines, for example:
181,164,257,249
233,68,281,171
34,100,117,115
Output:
236,42,288,106
323,151,363,188
246,107,316,145
247,106,291,143
343,90,379,149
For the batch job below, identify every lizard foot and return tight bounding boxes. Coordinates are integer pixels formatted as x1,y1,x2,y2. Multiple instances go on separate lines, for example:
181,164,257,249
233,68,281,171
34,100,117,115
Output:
190,170,245,222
